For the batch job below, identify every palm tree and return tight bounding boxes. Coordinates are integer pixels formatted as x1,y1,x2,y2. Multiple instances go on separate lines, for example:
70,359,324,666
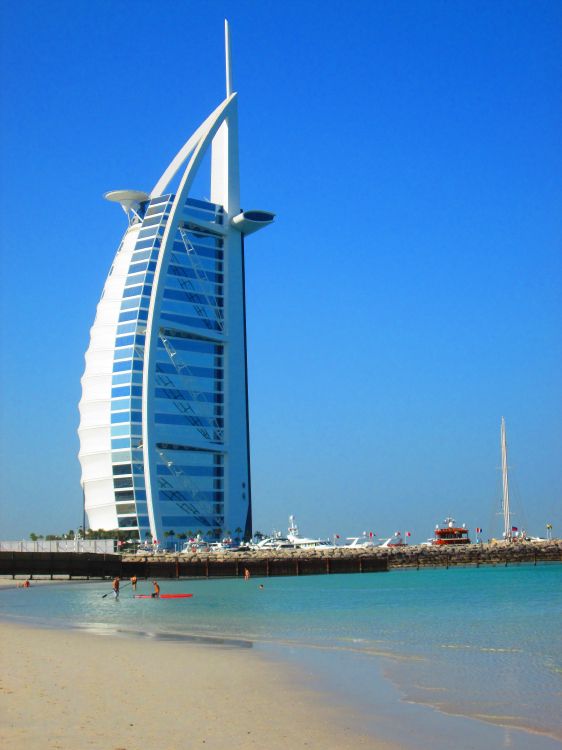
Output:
234,527,243,542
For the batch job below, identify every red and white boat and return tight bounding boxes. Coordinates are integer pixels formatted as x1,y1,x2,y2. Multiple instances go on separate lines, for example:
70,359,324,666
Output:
429,517,471,546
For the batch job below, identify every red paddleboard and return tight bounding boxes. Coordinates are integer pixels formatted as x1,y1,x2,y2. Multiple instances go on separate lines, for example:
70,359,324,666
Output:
134,594,193,599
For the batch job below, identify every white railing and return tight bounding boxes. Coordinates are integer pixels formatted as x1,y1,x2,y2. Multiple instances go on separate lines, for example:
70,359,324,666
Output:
0,540,117,554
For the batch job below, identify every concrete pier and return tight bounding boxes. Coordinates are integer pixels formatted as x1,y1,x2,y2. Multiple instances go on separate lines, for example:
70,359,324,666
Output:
0,541,560,580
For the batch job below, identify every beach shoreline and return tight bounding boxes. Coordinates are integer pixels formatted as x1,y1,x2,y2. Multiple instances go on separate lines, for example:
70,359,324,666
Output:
2,568,561,750
0,620,394,750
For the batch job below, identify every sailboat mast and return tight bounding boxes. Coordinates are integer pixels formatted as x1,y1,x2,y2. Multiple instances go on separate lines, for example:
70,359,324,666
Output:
501,417,511,540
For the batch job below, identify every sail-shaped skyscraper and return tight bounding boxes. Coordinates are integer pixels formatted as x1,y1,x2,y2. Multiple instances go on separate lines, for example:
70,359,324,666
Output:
78,22,274,545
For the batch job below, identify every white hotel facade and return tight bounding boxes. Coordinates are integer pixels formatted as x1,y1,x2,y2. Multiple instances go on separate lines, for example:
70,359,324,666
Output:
78,23,273,545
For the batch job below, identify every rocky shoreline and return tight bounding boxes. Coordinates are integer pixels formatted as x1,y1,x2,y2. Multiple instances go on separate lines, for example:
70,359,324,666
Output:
125,539,562,569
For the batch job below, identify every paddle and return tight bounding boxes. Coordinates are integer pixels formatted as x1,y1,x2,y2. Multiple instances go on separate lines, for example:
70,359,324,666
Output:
102,580,131,598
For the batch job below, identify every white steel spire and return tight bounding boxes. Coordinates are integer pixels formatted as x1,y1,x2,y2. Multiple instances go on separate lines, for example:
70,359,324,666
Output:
225,19,233,97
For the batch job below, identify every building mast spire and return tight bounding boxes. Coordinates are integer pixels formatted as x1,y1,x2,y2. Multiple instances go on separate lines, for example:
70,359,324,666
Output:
225,19,233,97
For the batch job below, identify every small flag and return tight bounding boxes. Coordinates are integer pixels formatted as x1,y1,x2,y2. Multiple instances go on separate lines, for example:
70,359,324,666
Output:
335,534,340,539
476,527,482,533
406,531,411,537
511,526,518,532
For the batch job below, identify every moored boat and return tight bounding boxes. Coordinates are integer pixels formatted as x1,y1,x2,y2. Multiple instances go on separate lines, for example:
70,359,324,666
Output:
286,515,334,549
430,517,471,545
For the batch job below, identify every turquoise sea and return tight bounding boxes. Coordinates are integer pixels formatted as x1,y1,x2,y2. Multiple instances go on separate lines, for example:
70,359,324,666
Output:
1,564,561,749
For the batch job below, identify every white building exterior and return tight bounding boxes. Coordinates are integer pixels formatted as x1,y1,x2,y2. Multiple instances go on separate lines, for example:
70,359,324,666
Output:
78,22,274,545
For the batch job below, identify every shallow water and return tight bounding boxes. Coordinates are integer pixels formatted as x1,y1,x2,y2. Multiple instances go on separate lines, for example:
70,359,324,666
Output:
1,564,561,748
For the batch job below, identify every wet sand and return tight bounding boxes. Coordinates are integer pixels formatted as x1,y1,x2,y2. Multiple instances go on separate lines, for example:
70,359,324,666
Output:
0,621,396,750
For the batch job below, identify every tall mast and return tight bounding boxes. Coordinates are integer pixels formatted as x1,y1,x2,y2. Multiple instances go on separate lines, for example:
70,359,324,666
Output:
225,19,233,97
501,417,511,540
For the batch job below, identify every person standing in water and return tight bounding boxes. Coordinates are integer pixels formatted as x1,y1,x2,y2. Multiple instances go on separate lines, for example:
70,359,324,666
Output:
151,580,160,598
112,576,120,599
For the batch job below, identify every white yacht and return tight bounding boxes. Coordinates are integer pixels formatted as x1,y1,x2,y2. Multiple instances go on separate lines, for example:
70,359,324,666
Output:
252,534,296,550
286,516,335,549
343,536,378,549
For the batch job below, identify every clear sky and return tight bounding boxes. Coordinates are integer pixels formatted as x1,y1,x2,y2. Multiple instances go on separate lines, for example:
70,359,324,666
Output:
1,0,560,542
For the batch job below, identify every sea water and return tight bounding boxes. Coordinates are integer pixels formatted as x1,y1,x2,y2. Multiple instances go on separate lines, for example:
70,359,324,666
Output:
1,563,561,748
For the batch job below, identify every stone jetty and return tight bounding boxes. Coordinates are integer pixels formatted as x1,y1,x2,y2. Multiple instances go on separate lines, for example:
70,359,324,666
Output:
1,540,560,580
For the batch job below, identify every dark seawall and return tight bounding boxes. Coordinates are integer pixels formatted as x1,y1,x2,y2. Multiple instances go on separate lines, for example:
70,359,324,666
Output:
1,541,560,580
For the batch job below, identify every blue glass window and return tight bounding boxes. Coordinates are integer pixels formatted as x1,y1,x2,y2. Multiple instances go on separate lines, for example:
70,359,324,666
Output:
150,194,173,206
138,226,163,240
134,239,158,251
160,516,212,527
123,286,143,299
116,334,135,347
112,438,132,449
158,337,218,355
121,298,141,311
113,360,132,373
111,425,131,437
155,413,214,426
143,214,164,227
118,310,139,323
112,386,131,398
112,450,131,463
114,476,133,489
157,464,218,477
118,517,138,528
127,271,154,286
115,489,135,500
160,311,221,331
114,348,134,361
145,204,166,217
111,412,130,424
128,260,149,273
112,373,132,385
130,249,152,262
111,398,131,411
155,362,216,379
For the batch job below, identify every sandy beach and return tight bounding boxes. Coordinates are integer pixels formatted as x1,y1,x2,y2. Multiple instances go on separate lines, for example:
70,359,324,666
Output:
0,621,394,750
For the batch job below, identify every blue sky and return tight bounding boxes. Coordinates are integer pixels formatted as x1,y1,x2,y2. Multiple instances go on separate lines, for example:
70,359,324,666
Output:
1,0,560,541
